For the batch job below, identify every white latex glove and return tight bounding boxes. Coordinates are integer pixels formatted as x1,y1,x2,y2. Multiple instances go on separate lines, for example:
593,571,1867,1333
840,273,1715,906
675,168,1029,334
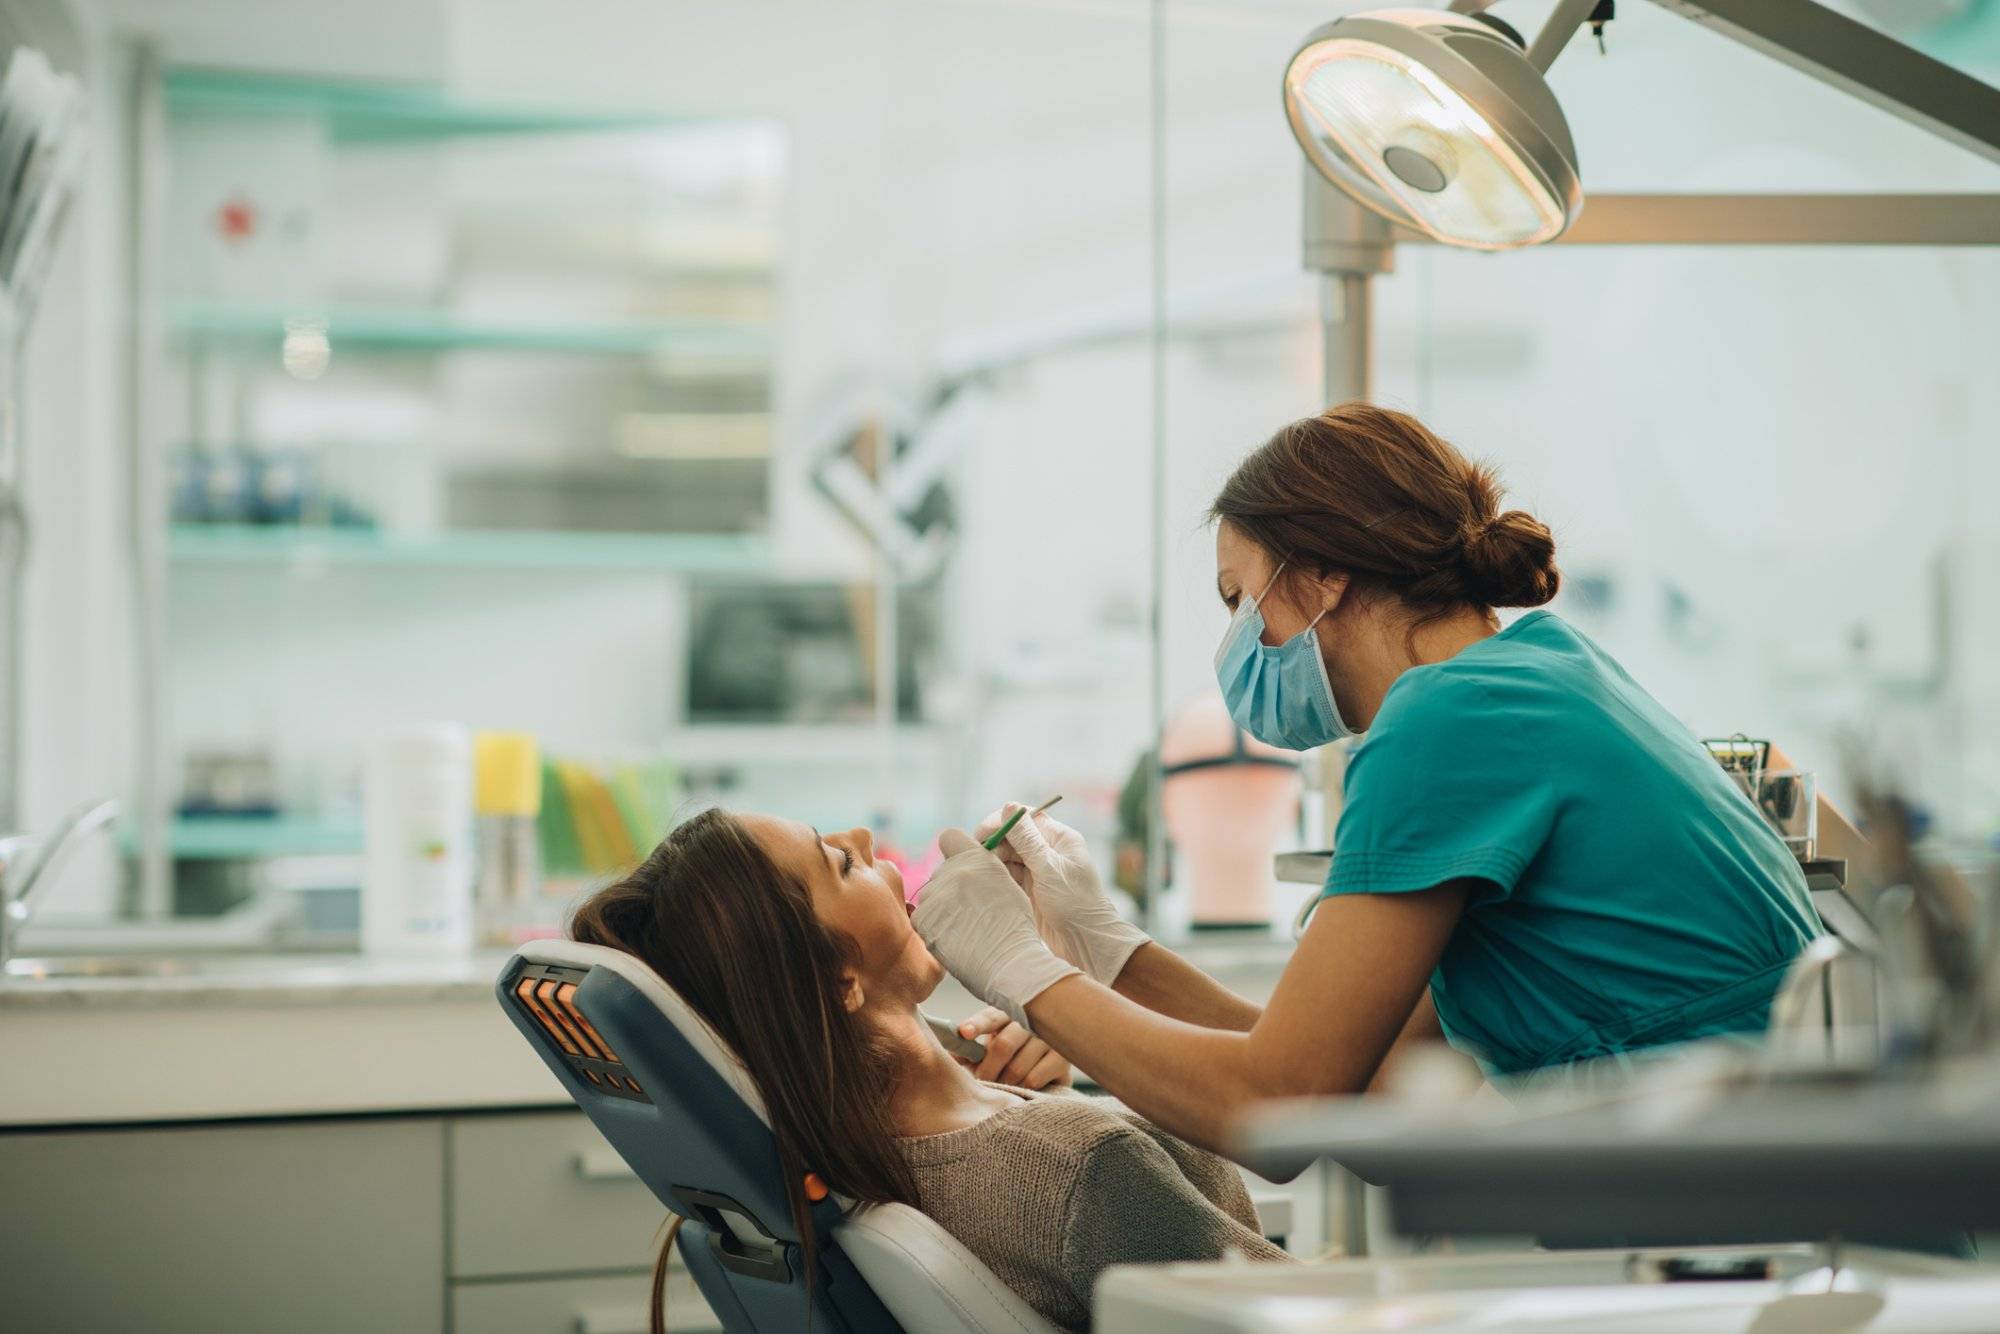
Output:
974,805,1150,987
912,829,1080,1031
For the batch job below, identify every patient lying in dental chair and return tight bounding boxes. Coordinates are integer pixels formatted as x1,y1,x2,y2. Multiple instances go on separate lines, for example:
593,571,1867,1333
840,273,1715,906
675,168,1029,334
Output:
571,808,1291,1333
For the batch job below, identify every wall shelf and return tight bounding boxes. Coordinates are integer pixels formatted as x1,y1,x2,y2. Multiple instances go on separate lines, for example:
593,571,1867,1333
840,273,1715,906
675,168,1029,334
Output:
154,815,363,861
665,724,952,764
169,524,770,574
164,67,689,143
167,300,771,357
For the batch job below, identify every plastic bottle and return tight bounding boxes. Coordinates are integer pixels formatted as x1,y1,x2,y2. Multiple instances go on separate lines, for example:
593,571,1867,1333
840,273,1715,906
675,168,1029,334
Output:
473,730,543,946
363,725,474,957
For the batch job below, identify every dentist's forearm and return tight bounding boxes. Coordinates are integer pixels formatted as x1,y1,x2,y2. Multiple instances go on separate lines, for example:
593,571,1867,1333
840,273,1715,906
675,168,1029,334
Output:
1111,941,1262,1032
1027,886,1466,1157
1025,974,1295,1157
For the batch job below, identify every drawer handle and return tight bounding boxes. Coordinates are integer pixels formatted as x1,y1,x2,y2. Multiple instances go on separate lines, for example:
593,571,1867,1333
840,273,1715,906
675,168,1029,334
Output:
573,1148,639,1182
1250,1191,1294,1241
575,1308,721,1334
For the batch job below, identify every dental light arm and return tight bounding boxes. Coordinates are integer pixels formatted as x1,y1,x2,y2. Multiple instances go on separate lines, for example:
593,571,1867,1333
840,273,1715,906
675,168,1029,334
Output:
1649,0,2000,167
1524,0,1601,73
1450,0,2000,164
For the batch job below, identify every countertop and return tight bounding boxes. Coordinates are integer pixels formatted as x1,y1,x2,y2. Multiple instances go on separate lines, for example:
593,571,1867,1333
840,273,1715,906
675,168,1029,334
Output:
0,937,1298,1128
0,949,524,1010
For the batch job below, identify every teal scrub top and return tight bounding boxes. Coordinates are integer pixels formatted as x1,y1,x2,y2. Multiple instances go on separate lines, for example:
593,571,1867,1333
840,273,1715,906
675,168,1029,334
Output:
1322,610,1822,1085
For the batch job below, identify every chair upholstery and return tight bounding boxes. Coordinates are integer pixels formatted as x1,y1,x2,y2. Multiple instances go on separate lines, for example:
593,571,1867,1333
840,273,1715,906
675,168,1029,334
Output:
498,939,1057,1334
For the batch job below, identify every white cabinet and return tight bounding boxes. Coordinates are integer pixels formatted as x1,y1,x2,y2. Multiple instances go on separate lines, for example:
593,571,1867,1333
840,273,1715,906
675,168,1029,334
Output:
0,1107,718,1332
447,1109,718,1331
0,1116,445,1333
451,1111,671,1278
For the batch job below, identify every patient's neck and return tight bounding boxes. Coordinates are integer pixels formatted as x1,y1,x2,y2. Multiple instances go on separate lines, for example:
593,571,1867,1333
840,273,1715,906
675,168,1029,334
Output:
874,1007,1018,1138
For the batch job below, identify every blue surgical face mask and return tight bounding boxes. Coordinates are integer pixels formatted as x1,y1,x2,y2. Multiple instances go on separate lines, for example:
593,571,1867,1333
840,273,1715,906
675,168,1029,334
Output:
1213,564,1354,751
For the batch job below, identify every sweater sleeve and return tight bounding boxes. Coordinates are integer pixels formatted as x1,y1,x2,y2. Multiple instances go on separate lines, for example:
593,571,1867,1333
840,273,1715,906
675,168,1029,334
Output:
1126,1120,1269,1238
1057,1125,1292,1315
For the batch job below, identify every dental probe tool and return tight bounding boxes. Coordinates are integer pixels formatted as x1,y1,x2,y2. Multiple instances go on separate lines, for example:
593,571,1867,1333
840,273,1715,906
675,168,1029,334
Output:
920,1011,992,1062
982,795,1063,852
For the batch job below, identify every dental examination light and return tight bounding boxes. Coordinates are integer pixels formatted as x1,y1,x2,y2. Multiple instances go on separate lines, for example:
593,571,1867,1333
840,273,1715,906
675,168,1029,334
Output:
1282,5,1590,250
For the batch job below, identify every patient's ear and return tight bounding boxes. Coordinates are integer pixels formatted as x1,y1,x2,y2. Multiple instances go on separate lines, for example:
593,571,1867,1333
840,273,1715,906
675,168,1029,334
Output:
838,968,864,1013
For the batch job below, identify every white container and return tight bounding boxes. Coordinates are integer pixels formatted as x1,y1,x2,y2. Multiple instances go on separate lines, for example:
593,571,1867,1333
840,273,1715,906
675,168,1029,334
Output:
362,725,474,957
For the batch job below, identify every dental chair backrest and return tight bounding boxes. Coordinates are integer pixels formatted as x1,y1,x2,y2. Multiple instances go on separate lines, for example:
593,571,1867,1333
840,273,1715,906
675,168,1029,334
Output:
498,940,1058,1334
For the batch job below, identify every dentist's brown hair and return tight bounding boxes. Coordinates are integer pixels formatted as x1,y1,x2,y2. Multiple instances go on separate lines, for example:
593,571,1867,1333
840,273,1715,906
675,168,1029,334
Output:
1210,402,1559,618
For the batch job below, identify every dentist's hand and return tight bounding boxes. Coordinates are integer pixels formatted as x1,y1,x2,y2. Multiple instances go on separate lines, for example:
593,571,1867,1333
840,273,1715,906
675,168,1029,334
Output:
912,829,1079,1031
976,805,1150,987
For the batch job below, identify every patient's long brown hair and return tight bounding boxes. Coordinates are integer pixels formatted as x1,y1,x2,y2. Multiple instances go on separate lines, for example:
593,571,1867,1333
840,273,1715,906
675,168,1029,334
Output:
571,808,919,1332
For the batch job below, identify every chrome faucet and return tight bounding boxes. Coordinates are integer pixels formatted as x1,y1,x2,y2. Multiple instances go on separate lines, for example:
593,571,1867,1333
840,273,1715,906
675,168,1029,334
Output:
0,797,118,973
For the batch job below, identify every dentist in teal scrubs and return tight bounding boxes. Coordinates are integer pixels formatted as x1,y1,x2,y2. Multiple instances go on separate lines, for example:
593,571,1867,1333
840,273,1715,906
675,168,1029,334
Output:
913,402,1823,1160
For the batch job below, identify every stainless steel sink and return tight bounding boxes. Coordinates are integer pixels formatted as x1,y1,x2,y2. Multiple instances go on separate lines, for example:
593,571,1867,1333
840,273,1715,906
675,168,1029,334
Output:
5,954,202,980
2,953,302,981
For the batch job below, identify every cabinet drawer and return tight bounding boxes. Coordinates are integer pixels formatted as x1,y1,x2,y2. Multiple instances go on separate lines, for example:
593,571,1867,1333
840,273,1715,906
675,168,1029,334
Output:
453,1271,720,1334
452,1110,669,1278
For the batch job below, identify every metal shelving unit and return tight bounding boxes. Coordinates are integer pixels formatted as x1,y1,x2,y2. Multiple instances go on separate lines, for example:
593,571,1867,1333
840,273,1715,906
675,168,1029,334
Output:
167,299,771,357
168,524,770,574
125,59,784,914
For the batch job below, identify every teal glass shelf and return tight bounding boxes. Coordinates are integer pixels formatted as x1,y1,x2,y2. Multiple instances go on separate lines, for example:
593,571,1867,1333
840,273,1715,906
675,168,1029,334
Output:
164,68,687,143
167,300,771,356
158,816,363,861
169,524,770,574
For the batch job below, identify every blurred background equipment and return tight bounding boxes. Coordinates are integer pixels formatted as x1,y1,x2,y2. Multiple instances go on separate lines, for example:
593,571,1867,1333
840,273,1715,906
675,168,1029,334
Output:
1159,692,1301,930
685,580,938,725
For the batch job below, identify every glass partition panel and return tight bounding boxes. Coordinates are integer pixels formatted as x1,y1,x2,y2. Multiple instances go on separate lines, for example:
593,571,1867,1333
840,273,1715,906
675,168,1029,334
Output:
1151,0,2000,946
1375,239,2000,837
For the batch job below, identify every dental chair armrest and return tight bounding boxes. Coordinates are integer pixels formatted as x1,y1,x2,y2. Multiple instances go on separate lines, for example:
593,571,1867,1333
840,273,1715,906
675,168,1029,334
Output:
836,1203,1057,1334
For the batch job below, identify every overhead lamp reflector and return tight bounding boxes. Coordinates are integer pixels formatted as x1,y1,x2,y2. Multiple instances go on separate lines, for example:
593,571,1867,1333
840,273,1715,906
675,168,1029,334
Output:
1284,9,1582,250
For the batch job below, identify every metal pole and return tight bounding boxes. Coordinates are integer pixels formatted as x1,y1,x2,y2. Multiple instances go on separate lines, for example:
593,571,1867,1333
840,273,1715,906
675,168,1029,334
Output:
1319,272,1372,410
1301,170,1390,862
1525,0,1600,73
1300,167,1393,1258
1323,266,1371,1255
869,419,898,832
1143,0,1170,939
0,297,22,835
125,43,170,918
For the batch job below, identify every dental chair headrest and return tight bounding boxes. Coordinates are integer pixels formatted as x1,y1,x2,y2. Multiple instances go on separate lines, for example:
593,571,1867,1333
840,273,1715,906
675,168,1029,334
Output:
521,937,770,1121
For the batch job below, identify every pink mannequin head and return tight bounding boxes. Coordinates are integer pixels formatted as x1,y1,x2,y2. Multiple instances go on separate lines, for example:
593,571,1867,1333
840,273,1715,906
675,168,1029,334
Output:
1158,692,1302,924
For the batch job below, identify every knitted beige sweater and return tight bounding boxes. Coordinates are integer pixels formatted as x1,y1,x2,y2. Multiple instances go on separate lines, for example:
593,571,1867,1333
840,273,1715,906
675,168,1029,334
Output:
895,1085,1292,1331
